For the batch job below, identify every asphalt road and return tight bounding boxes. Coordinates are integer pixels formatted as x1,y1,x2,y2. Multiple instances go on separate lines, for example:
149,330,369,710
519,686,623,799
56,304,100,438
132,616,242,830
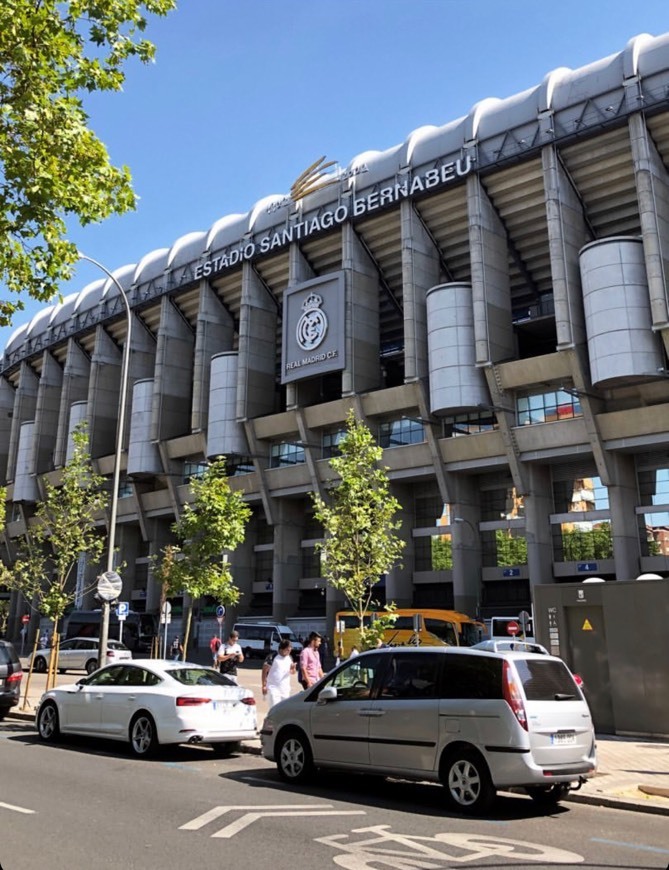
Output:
1,719,668,870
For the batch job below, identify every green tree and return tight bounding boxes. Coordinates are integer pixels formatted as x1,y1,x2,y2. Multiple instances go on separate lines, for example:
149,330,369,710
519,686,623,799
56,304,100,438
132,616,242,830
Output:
0,0,175,322
6,424,107,681
562,524,613,561
431,535,453,570
312,411,405,650
154,458,252,658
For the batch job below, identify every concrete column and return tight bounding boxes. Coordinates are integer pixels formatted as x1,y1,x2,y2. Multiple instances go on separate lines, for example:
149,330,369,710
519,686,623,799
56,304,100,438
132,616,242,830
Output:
0,379,15,482
272,500,303,621
54,339,90,468
467,174,514,365
33,351,62,474
87,324,123,458
153,296,195,441
607,453,641,581
385,482,414,607
450,476,482,615
542,144,589,349
13,421,38,502
192,281,234,432
7,362,39,481
228,531,254,627
342,223,380,395
286,245,317,409
127,311,157,383
524,464,554,591
628,112,669,335
237,262,278,420
401,199,440,384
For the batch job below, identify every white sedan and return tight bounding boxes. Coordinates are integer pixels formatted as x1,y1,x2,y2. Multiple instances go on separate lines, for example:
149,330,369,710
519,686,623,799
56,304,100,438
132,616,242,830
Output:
35,660,257,757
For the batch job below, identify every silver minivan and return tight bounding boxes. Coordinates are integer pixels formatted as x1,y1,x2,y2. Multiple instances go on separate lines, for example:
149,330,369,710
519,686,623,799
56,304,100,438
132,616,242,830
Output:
260,646,596,813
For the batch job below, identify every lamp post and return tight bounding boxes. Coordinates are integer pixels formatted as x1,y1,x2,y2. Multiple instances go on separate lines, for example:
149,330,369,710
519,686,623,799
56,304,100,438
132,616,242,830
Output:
78,253,132,668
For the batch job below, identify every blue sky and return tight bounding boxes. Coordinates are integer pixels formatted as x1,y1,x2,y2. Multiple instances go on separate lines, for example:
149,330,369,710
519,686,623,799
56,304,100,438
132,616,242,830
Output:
2,0,668,349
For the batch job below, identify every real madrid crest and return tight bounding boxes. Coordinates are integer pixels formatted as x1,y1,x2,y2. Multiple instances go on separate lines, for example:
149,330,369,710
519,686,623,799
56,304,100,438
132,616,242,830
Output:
296,292,328,351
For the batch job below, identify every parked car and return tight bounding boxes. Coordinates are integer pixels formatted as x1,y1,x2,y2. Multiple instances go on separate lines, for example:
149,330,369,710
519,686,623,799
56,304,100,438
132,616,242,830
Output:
472,639,549,655
36,660,257,757
31,637,132,675
261,646,596,814
0,640,23,719
473,639,585,689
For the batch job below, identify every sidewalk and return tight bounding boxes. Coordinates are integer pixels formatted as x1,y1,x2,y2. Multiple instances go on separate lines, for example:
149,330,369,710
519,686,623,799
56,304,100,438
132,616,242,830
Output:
8,657,669,816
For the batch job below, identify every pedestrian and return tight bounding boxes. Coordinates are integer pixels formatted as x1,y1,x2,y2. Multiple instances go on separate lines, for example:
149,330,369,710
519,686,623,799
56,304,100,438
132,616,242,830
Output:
299,631,324,689
39,630,48,650
217,630,244,684
209,634,221,666
171,635,183,661
261,639,296,709
349,645,359,658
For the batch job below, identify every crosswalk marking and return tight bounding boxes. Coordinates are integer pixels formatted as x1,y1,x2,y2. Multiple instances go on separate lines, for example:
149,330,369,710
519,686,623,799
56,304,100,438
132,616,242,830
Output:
180,803,366,839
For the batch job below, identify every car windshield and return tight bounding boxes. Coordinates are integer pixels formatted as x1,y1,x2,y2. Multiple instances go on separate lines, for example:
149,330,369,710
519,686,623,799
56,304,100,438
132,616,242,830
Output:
167,667,237,687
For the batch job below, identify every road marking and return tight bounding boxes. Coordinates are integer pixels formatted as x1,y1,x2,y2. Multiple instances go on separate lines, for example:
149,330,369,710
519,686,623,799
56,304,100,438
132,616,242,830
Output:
180,804,365,839
0,801,36,815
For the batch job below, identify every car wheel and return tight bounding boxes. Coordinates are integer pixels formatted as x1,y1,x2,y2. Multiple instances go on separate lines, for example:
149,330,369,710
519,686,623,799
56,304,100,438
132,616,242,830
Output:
0,710,7,721
37,702,60,742
441,747,495,814
526,784,570,807
129,712,159,758
34,656,47,673
211,741,241,757
85,658,98,675
276,729,314,783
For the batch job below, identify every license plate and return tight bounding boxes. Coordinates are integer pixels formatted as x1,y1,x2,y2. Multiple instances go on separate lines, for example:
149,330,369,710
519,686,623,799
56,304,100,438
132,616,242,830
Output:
212,701,230,712
551,731,576,745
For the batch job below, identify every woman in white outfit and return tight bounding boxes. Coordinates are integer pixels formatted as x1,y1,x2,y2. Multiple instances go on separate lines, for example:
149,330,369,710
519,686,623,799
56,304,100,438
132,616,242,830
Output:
262,640,296,709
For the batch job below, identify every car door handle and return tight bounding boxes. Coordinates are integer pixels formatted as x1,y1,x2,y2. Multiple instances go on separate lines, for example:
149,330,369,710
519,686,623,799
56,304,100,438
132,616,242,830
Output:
358,709,384,717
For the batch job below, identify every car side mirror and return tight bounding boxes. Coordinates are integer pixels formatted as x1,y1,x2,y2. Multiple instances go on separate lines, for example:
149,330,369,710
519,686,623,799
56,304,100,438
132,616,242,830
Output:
317,686,337,703
76,679,85,689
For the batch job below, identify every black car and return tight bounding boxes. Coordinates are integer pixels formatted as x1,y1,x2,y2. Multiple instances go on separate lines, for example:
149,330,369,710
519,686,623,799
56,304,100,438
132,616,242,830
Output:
0,640,23,719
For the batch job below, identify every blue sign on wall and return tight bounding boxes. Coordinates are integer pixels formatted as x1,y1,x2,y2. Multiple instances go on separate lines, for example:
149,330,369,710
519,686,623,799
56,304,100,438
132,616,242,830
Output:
577,562,598,572
502,568,521,578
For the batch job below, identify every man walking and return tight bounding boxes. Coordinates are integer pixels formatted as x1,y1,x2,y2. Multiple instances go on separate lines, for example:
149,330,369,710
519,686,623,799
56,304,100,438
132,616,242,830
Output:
299,631,324,689
217,630,244,684
261,640,296,709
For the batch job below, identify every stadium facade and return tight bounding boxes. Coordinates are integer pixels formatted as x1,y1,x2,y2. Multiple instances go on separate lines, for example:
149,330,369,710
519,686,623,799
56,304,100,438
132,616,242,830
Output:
4,32,669,640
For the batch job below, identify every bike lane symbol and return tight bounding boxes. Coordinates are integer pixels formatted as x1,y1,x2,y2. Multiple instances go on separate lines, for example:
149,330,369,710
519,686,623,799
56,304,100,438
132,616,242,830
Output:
315,825,584,868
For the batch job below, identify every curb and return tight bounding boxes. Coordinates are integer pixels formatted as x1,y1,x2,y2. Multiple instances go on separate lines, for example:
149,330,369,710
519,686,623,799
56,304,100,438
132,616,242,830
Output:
566,791,669,816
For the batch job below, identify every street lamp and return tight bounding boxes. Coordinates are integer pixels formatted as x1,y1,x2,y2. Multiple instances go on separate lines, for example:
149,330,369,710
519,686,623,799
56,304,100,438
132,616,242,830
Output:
78,253,132,668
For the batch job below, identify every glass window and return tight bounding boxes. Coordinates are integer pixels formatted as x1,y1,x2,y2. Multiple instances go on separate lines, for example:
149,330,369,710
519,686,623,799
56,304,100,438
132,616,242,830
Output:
517,389,581,426
84,666,126,686
552,520,613,562
553,476,609,513
168,666,236,687
320,653,384,701
440,654,503,700
637,511,669,557
183,459,208,483
442,409,498,437
379,418,425,448
226,456,255,476
378,652,440,700
423,619,457,646
638,467,669,505
322,429,345,459
514,659,580,700
414,535,454,571
269,441,305,468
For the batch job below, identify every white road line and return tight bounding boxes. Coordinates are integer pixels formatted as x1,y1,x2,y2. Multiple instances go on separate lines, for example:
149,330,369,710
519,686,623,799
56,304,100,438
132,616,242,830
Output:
180,804,323,830
211,810,365,839
0,801,36,815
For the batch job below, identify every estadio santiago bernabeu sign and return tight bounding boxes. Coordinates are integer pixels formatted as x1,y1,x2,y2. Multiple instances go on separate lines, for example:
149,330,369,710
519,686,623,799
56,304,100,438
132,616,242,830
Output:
282,273,345,384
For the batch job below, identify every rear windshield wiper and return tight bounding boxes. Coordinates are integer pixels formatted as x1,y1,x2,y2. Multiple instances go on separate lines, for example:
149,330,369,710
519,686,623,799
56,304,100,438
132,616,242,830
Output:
554,692,576,701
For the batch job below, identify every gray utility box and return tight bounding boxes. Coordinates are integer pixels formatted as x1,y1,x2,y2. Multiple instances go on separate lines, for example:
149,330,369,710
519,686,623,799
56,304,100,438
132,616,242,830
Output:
533,578,669,738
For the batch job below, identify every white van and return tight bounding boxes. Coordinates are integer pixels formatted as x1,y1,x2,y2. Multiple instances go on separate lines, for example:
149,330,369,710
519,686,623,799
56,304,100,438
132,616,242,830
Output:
233,623,303,660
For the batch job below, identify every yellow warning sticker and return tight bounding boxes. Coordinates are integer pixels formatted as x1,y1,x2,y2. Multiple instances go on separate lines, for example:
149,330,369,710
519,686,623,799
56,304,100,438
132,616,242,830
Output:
582,618,593,631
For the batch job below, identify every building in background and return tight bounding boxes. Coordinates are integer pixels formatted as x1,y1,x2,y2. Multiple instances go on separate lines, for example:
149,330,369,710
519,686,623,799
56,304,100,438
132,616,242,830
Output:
4,32,669,642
